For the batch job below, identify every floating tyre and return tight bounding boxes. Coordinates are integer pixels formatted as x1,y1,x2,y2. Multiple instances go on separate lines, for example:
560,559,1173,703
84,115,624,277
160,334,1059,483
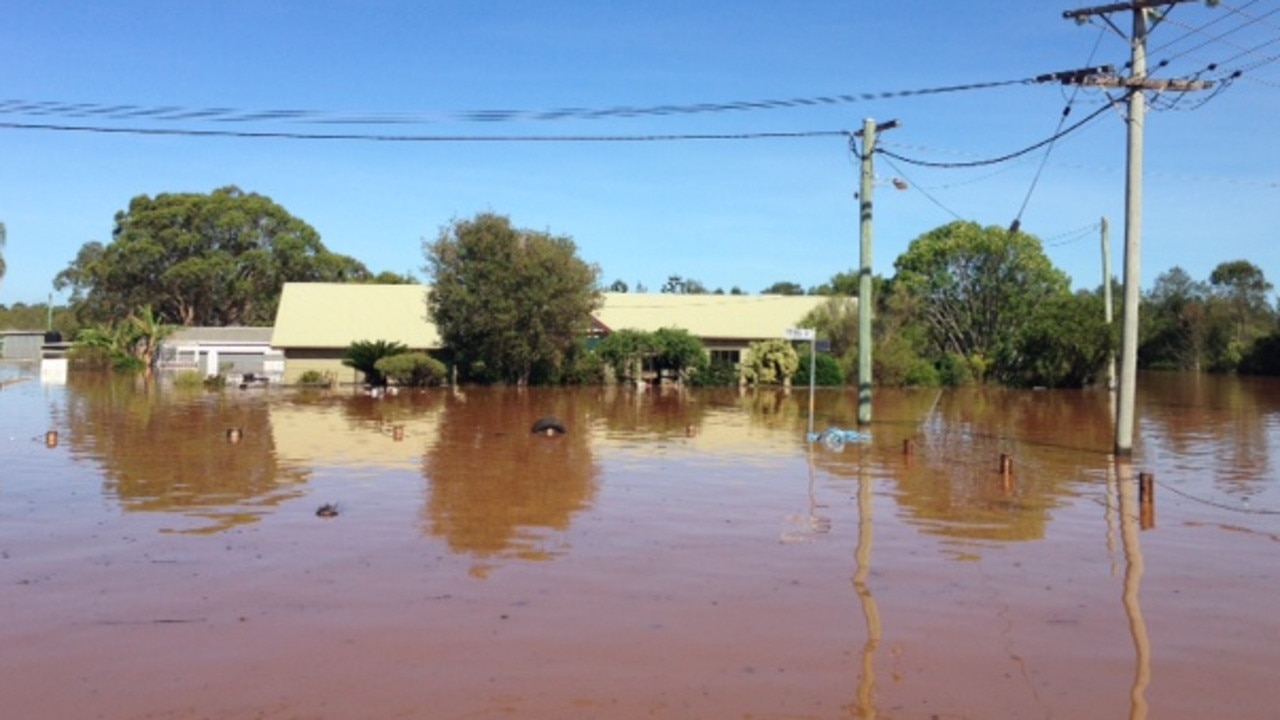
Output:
531,417,566,436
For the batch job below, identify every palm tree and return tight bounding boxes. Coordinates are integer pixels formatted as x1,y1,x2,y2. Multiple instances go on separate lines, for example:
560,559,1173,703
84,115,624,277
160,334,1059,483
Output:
127,305,174,373
342,339,408,386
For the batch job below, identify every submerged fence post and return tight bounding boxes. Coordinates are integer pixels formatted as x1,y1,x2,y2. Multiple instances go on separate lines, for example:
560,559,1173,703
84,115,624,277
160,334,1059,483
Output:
1139,472,1155,529
1000,454,1014,492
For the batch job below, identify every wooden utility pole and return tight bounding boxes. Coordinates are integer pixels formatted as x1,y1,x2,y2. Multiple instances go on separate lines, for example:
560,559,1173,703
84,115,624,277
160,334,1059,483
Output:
1062,0,1213,456
855,118,899,426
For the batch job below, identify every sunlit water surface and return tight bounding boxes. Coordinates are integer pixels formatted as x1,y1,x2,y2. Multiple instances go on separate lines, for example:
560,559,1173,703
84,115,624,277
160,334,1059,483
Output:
1,364,1276,719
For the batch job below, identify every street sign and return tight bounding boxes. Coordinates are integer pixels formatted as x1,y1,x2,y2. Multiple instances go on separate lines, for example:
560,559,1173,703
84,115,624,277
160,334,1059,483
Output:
784,328,816,341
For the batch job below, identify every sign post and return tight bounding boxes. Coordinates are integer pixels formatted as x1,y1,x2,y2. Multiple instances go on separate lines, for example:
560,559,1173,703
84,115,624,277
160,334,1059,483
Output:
786,328,817,438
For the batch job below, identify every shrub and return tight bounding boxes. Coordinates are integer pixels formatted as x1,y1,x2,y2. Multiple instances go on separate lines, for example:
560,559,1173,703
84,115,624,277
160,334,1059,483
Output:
172,370,205,388
688,357,738,387
793,349,845,386
561,346,605,385
741,339,800,386
375,352,448,387
936,352,976,387
298,369,325,385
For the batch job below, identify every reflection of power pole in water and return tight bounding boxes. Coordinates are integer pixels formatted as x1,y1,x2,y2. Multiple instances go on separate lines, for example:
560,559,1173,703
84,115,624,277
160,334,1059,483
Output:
1105,457,1120,577
851,465,881,718
1116,461,1151,720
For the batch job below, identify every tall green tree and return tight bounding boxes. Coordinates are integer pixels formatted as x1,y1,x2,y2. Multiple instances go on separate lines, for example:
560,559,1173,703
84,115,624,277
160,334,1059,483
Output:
424,213,602,385
800,296,859,360
54,186,371,327
1140,266,1209,371
1208,259,1274,351
892,221,1070,383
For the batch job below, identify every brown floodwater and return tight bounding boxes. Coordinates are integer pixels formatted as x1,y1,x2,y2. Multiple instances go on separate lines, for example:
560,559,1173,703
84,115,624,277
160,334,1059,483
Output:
1,366,1276,719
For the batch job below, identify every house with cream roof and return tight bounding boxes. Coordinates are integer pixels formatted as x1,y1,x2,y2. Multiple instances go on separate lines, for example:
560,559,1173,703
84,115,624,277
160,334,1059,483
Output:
270,282,836,385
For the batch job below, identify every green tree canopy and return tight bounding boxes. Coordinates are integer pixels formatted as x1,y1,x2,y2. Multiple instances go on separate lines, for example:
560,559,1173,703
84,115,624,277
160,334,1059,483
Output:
1013,291,1115,388
808,270,859,296
53,186,371,327
800,296,859,360
761,281,805,296
892,221,1070,383
650,328,705,376
424,213,602,385
1208,259,1275,349
1140,266,1210,371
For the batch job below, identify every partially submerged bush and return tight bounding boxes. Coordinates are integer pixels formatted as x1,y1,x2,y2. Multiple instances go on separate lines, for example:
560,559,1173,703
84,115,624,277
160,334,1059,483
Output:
172,370,205,388
741,338,800,386
793,349,845,386
375,352,447,387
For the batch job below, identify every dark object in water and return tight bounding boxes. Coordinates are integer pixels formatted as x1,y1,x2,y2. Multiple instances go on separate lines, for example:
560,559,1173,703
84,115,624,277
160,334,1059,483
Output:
316,503,340,518
531,417,566,436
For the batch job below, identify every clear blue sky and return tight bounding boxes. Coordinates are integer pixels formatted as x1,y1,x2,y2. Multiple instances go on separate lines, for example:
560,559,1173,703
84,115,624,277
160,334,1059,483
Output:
2,1,1277,307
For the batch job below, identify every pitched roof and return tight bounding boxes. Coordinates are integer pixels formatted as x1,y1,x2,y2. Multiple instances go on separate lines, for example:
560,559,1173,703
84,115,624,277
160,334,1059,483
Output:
593,292,828,340
271,283,440,349
270,283,835,349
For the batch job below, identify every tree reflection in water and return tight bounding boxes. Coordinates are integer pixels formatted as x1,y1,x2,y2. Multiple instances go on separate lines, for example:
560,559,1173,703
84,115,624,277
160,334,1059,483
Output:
59,373,308,533
422,388,600,568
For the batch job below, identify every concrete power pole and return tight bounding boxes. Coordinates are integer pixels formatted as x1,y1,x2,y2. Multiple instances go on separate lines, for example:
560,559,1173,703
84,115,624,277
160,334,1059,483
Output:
855,118,899,426
1102,216,1115,393
1063,0,1213,457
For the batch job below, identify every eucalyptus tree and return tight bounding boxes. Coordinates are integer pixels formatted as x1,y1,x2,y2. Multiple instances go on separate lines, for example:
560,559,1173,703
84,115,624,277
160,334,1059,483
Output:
1208,259,1275,351
54,186,370,326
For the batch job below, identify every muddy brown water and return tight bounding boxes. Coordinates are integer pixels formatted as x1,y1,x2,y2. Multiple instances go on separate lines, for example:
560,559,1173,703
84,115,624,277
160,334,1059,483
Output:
1,367,1276,719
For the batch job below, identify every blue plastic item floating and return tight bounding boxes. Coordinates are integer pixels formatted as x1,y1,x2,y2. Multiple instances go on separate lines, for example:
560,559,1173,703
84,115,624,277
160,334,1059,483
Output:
807,427,870,451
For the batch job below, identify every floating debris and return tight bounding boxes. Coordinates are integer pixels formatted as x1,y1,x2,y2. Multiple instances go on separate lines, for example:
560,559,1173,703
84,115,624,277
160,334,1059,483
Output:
316,503,340,518
531,417,566,436
806,428,870,451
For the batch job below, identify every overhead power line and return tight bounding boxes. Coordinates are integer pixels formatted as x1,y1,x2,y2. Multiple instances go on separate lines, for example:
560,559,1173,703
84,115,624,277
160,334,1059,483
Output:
0,70,1109,128
0,121,847,143
876,99,1117,169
